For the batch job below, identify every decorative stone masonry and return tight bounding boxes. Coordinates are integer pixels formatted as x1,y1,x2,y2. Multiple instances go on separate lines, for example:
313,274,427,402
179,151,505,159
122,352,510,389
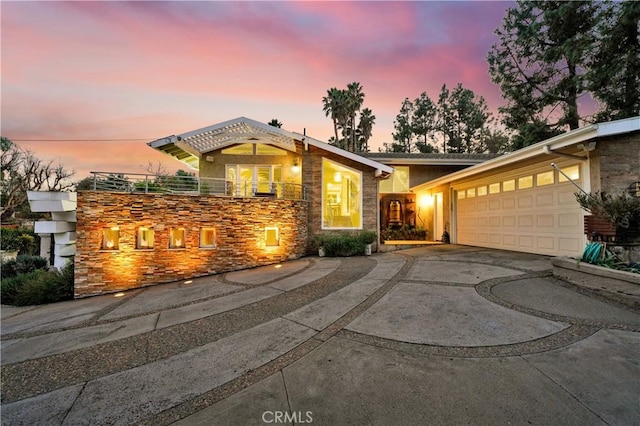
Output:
75,191,308,298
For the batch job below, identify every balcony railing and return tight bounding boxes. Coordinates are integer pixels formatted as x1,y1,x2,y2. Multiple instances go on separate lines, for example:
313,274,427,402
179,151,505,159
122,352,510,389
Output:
88,172,306,200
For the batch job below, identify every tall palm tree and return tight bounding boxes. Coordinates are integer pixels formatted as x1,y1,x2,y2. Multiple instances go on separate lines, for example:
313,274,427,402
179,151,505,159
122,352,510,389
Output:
346,82,365,152
357,108,375,152
322,88,347,146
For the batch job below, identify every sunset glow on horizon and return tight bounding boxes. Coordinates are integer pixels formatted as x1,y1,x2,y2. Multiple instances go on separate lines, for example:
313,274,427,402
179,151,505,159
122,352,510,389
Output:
2,1,515,179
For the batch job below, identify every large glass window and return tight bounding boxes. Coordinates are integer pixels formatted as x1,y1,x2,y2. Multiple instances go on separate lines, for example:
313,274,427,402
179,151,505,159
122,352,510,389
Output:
226,165,282,196
322,159,362,229
380,166,409,193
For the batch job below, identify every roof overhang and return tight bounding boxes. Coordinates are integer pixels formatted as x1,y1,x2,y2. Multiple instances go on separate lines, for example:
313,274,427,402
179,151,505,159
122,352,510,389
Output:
291,132,394,177
366,157,489,166
411,116,640,192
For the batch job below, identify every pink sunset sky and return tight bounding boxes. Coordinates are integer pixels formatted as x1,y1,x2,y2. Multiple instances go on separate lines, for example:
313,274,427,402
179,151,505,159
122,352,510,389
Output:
1,1,515,179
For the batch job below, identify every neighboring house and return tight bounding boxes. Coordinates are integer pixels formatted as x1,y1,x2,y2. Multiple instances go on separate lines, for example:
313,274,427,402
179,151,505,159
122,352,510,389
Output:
411,116,640,257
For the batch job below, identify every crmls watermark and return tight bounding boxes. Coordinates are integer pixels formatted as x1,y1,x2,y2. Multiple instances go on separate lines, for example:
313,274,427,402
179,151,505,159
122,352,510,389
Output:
261,410,313,424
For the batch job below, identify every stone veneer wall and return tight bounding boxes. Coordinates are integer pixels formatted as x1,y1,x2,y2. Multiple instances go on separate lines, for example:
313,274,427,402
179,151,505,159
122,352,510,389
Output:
590,132,640,193
75,191,308,298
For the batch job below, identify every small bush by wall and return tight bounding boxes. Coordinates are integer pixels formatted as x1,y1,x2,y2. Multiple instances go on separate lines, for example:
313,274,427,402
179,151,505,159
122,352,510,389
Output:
1,255,49,280
1,262,74,306
313,231,375,257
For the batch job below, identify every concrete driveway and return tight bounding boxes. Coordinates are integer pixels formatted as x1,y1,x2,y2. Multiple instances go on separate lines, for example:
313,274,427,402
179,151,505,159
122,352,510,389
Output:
2,245,639,425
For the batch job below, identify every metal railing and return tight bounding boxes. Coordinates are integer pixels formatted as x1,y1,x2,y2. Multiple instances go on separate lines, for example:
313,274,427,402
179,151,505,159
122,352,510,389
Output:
89,172,306,200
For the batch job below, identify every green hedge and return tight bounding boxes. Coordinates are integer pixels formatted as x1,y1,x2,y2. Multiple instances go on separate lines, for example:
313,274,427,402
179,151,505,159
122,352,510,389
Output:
313,231,377,257
1,262,74,306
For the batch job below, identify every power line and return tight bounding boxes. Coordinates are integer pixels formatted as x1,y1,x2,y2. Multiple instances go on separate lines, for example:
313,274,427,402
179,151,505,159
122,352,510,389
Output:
12,138,154,142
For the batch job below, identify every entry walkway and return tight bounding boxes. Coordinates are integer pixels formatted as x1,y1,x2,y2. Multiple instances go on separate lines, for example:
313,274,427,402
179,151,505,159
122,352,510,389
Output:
1,246,639,425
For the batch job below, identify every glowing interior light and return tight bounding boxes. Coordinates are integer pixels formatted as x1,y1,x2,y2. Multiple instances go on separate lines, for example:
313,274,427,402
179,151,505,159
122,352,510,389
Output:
106,240,115,249
175,239,182,247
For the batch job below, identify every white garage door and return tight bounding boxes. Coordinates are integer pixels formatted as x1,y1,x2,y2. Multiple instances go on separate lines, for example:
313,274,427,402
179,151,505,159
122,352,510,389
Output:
455,160,586,257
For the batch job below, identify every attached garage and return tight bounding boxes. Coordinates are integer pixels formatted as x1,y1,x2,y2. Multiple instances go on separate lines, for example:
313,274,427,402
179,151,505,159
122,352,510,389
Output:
412,117,640,258
454,159,586,257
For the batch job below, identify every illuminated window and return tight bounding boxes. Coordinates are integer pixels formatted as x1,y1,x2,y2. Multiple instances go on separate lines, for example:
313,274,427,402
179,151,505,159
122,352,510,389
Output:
322,159,362,229
458,191,466,200
265,227,279,246
477,186,487,196
380,166,410,193
467,188,476,198
489,183,501,194
226,165,283,196
169,228,186,249
537,171,554,186
503,179,515,192
222,144,254,155
102,227,119,250
518,176,533,189
200,227,216,248
256,145,286,155
559,164,580,182
137,227,154,249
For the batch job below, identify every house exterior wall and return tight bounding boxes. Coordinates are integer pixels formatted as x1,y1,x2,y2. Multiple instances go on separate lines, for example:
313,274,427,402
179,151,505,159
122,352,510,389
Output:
302,145,379,242
74,191,308,297
198,145,303,186
589,132,640,193
408,164,474,188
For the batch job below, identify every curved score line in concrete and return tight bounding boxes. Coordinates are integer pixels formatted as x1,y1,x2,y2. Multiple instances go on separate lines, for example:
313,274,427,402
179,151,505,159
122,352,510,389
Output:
346,282,569,347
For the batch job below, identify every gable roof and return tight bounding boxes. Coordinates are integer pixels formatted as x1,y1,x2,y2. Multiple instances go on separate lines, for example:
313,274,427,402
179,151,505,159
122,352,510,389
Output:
412,116,640,191
148,117,393,176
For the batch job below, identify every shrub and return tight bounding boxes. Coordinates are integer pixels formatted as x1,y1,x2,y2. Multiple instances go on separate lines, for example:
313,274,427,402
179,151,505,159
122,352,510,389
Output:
322,234,366,257
381,226,428,241
1,255,49,280
1,228,40,255
1,262,74,306
357,230,377,245
575,191,640,240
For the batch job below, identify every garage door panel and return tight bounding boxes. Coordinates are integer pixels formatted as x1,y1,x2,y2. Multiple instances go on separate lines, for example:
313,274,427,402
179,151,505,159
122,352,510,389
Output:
537,237,555,250
537,215,554,228
518,215,534,227
503,235,517,246
519,235,534,248
503,216,516,227
536,193,554,206
518,195,533,208
455,161,585,257
502,198,516,209
559,213,580,228
558,189,577,205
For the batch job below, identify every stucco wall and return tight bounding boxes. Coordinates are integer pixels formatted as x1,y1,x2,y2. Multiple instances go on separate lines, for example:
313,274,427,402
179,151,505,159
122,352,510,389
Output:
75,192,308,297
